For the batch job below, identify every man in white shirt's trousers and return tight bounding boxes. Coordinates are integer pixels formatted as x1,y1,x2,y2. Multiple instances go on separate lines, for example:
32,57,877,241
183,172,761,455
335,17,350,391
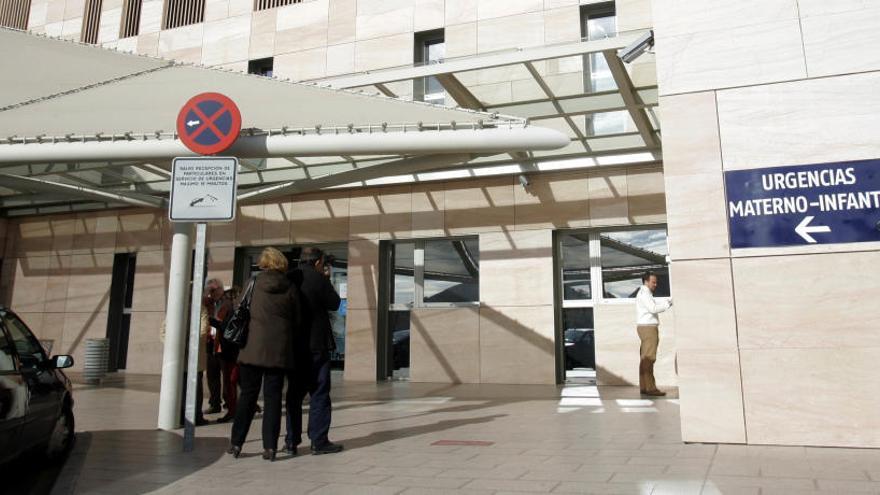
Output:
635,271,672,396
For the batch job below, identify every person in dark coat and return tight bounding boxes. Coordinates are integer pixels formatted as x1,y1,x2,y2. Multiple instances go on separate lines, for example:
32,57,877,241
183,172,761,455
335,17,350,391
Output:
284,247,343,455
227,247,303,461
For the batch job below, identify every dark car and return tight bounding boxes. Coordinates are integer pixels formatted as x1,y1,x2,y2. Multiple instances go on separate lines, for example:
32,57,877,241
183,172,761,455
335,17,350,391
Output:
391,329,410,370
0,307,75,465
564,328,595,370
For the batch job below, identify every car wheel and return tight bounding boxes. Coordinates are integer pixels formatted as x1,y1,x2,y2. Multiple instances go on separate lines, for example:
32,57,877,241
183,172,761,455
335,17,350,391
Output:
45,406,75,461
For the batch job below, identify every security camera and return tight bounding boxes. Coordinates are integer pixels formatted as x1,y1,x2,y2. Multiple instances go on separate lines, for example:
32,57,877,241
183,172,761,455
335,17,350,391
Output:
518,174,530,188
618,30,654,64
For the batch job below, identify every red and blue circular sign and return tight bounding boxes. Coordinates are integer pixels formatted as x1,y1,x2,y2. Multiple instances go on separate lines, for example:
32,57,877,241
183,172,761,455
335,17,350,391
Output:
176,92,242,155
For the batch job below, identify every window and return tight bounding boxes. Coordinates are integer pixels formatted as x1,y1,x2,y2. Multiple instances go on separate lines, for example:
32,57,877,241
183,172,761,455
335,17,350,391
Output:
248,57,274,77
162,0,205,30
414,29,445,105
2,312,47,371
580,3,627,136
0,0,31,30
557,226,670,304
600,229,669,298
254,0,302,11
81,0,103,44
388,236,479,307
119,0,143,38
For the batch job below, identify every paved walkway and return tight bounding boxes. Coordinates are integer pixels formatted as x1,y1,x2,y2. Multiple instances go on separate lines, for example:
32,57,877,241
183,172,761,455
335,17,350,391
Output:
32,373,880,495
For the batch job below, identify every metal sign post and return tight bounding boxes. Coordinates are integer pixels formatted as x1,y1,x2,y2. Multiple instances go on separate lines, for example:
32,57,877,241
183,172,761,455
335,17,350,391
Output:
160,92,241,453
183,222,207,452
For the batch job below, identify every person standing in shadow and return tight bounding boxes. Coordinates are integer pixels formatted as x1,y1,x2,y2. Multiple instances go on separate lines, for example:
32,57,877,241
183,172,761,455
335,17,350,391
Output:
227,247,302,461
285,247,344,455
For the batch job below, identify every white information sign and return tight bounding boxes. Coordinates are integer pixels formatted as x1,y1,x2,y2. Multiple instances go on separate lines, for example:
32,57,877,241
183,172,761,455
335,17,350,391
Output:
169,157,238,222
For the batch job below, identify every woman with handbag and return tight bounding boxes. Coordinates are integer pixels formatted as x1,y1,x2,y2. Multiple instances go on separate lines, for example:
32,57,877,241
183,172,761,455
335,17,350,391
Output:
227,247,303,461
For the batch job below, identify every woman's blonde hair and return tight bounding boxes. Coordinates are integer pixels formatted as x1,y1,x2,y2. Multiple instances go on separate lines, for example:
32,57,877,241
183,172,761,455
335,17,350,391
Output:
258,247,288,272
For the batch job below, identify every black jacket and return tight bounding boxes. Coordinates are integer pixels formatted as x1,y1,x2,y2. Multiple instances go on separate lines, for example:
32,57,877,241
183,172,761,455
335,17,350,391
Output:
237,270,304,369
288,265,341,353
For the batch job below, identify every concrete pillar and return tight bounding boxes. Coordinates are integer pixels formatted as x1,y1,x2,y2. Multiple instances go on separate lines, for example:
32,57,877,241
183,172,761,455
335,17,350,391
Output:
157,222,193,431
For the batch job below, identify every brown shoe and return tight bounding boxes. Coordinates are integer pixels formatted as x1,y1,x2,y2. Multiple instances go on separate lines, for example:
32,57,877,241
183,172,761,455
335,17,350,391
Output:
643,389,666,397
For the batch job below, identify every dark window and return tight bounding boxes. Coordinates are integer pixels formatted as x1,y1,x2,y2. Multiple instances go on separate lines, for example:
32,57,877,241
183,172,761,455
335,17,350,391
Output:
391,242,415,306
559,233,592,300
120,0,143,38
0,0,31,30
414,29,445,105
81,0,103,44
162,0,205,30
248,57,274,77
2,312,46,371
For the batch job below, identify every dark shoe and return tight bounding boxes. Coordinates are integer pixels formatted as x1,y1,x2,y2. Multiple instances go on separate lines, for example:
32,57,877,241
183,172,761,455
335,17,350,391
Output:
310,442,343,455
227,445,241,458
205,405,222,414
643,389,667,397
195,417,208,426
283,442,298,456
262,448,276,461
216,413,234,424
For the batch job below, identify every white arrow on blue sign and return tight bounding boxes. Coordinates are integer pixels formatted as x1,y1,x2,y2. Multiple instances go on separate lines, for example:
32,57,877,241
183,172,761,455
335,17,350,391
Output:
724,159,880,248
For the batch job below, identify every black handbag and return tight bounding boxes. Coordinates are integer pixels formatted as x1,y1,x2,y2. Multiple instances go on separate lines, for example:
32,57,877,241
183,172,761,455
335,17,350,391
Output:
223,275,256,348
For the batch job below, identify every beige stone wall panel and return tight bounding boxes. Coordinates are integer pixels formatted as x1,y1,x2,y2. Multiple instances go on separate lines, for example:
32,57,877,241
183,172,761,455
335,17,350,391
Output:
411,184,446,238
203,0,229,22
138,0,163,35
477,0,543,20
479,229,552,307
249,8,276,59
477,12,544,53
45,254,72,312
616,0,653,32
670,258,738,351
60,311,109,371
655,19,806,96
355,0,413,41
327,0,356,45
158,24,204,64
513,171,589,230
413,0,444,32
444,177,515,234
717,72,880,170
64,253,114,314
740,347,880,447
653,0,798,39
9,257,49,313
71,213,118,255
235,204,263,245
801,7,880,77
325,42,355,76
445,21,477,58
377,186,413,240
354,33,412,72
445,0,477,25
202,14,252,66
275,0,329,54
137,31,160,56
677,350,746,444
346,238,379,310
625,166,666,224
733,251,880,350
96,7,121,44
274,47,327,81
410,307,481,383
261,200,292,246
343,308,377,381
348,191,381,240
116,210,163,252
131,250,169,312
290,192,351,243
587,171,629,227
479,305,555,384
543,6,580,45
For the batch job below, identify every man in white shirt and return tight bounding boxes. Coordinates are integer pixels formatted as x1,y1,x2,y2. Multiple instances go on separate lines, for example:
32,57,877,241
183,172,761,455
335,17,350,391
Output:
635,271,672,396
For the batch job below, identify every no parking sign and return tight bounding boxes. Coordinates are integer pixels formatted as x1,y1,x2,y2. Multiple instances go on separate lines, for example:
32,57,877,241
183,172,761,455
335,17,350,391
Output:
176,92,242,155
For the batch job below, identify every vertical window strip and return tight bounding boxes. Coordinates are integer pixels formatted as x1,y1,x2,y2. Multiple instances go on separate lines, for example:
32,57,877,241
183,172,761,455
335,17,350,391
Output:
0,0,32,30
162,0,204,30
253,0,302,13
80,0,102,44
119,0,141,38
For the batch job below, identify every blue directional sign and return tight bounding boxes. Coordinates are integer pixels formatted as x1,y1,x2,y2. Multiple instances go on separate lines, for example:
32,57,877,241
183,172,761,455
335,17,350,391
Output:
724,159,880,248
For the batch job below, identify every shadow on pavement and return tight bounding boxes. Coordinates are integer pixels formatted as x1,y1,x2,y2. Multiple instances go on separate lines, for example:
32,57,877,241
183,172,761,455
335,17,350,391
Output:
31,429,227,495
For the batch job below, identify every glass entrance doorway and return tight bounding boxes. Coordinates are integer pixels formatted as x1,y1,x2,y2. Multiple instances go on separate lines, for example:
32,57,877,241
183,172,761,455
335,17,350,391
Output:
233,243,348,369
555,227,670,383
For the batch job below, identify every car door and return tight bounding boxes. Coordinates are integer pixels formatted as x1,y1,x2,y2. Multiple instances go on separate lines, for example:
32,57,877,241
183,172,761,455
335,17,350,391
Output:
0,324,28,463
1,311,61,451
